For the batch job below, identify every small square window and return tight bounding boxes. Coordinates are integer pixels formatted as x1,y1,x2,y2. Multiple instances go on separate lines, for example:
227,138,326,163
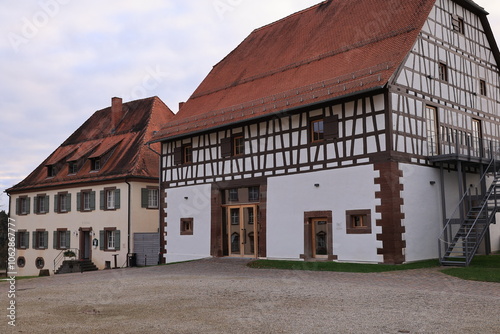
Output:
233,136,244,156
91,158,101,171
47,165,55,178
439,63,448,82
310,119,324,142
346,210,372,234
180,218,194,235
248,187,259,202
68,161,78,174
228,189,239,202
452,15,464,34
184,145,193,163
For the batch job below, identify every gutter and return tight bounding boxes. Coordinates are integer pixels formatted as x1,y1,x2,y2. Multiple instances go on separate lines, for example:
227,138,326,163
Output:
125,179,131,265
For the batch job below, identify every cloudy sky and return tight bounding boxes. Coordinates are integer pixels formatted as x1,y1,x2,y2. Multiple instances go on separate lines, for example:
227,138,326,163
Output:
1,0,500,211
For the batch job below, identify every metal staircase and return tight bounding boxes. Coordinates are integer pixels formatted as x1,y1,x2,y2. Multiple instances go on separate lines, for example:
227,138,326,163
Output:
439,159,500,266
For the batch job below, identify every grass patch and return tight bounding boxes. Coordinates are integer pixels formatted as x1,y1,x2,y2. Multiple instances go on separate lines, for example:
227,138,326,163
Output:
441,255,500,283
248,259,439,273
0,276,39,282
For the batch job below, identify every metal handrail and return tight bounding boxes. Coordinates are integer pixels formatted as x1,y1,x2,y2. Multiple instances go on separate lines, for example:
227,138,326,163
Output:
53,248,79,273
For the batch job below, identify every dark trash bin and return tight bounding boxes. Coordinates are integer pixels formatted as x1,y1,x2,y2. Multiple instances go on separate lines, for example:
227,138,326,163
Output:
128,253,137,267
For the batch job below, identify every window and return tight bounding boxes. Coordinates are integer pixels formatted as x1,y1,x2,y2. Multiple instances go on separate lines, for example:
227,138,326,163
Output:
33,230,49,249
15,230,29,249
68,161,78,174
230,208,239,225
173,144,193,165
248,187,259,202
17,257,26,268
180,218,194,235
77,190,96,212
233,135,244,156
439,63,448,81
54,229,71,249
100,188,120,210
141,187,159,209
15,196,30,215
452,14,464,34
35,257,45,269
310,118,324,142
221,134,245,158
34,194,49,214
91,157,101,171
99,228,120,251
54,192,71,213
426,105,439,156
228,189,239,202
346,210,372,234
184,145,193,164
480,80,487,96
47,165,55,178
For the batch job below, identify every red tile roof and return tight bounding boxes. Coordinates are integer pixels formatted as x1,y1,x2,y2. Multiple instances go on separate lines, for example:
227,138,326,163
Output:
7,96,174,193
150,0,456,141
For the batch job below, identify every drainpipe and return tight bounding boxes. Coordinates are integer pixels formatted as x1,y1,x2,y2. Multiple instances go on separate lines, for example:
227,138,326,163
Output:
125,179,131,267
147,142,164,264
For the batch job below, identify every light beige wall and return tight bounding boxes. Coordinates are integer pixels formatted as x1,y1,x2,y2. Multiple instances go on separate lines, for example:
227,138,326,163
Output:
9,180,159,276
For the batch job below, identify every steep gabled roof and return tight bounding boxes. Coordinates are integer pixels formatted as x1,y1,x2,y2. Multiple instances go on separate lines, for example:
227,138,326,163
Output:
151,0,499,142
7,96,174,193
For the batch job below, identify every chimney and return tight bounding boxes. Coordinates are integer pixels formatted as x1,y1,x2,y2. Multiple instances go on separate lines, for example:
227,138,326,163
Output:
111,97,123,129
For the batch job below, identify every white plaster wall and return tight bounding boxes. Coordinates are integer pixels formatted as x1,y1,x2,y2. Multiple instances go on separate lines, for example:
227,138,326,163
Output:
165,184,212,263
400,164,442,262
266,165,382,263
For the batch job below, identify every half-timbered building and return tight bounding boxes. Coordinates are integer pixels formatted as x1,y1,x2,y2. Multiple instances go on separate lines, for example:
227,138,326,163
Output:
152,0,500,265
7,97,174,276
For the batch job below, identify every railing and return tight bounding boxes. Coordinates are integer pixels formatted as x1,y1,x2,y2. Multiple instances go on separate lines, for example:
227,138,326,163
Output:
53,248,79,273
438,158,499,265
429,133,500,161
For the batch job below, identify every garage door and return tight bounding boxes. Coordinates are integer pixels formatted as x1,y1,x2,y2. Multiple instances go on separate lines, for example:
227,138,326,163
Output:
133,233,160,266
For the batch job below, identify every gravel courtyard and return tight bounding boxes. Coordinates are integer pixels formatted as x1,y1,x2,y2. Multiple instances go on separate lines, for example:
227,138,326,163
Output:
2,258,499,334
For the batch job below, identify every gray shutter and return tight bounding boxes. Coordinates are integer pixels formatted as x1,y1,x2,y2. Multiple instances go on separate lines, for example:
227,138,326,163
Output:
16,198,20,215
324,115,339,141
141,188,148,208
99,230,105,250
100,190,105,210
26,197,31,214
90,191,96,211
115,230,121,250
173,147,183,165
54,195,59,213
77,192,81,211
32,231,36,249
67,193,72,212
53,231,58,249
221,137,232,158
45,196,50,213
15,232,19,248
66,231,71,248
24,232,29,249
34,196,38,214
115,189,120,209
43,231,49,248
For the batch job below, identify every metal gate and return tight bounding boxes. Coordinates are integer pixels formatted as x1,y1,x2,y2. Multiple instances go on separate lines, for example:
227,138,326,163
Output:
133,233,160,266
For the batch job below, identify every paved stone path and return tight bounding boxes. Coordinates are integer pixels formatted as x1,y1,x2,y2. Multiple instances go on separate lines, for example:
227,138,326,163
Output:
2,258,499,333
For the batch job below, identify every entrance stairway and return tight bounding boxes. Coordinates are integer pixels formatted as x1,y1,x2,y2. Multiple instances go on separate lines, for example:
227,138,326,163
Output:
55,260,99,274
439,160,500,266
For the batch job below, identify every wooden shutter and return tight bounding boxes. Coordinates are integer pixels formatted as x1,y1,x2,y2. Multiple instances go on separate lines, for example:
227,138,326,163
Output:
100,190,105,210
115,189,121,209
24,232,29,249
53,231,58,249
115,230,121,250
26,197,30,214
44,196,49,213
90,191,96,211
67,193,71,212
15,232,19,248
173,147,183,165
16,198,20,215
66,231,71,248
54,195,59,213
43,231,48,248
33,196,38,214
141,188,148,208
99,230,105,250
221,137,232,158
324,115,339,141
77,192,81,212
32,231,36,249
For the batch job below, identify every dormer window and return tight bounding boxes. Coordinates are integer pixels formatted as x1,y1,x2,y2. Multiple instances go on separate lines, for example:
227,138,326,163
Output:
68,161,78,174
47,165,55,178
91,157,101,171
